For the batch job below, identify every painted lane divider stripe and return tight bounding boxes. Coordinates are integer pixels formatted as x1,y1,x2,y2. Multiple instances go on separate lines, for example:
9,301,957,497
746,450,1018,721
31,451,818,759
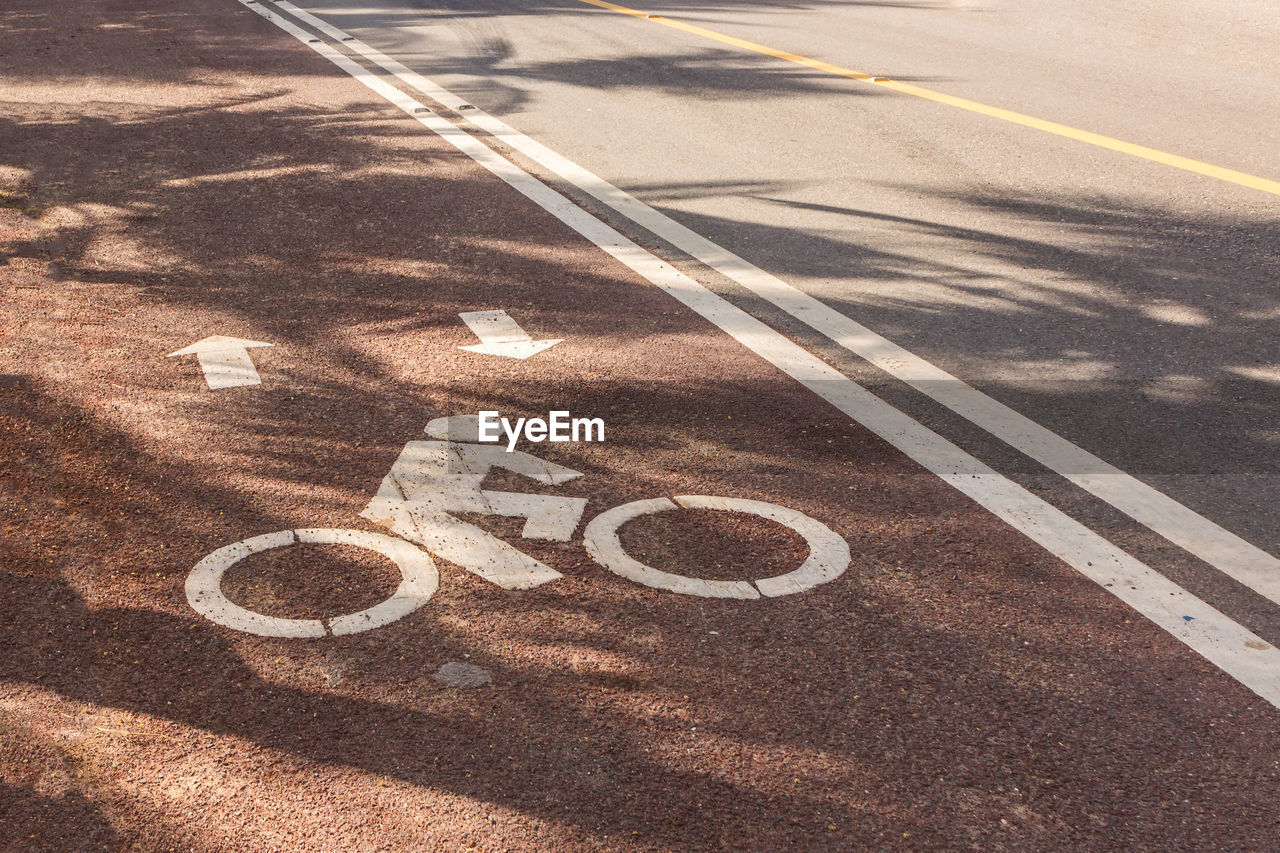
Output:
167,334,273,389
268,1,1280,612
239,0,1280,707
575,0,1280,198
458,309,562,359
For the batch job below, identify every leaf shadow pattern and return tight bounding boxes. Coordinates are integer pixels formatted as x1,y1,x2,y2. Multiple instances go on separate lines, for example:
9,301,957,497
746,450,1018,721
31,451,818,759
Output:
4,0,1280,847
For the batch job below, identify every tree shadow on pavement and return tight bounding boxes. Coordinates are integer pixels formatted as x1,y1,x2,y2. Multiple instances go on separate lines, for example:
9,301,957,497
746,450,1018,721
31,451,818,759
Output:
3,0,1280,847
3,367,1279,849
655,189,1280,485
0,781,122,853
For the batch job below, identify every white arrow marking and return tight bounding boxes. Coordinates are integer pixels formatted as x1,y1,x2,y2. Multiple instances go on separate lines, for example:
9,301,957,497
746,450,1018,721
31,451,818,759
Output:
167,335,273,389
458,310,561,359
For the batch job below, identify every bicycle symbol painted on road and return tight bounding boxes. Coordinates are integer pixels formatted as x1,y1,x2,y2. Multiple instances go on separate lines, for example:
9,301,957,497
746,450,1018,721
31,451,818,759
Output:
186,415,851,637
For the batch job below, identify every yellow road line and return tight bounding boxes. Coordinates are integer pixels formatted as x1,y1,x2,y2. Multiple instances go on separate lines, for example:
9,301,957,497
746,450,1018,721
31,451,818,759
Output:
576,0,1280,197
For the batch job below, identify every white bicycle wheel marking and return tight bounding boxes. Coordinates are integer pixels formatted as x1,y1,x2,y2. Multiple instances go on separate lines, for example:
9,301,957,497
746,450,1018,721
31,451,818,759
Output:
582,495,850,599
185,528,439,638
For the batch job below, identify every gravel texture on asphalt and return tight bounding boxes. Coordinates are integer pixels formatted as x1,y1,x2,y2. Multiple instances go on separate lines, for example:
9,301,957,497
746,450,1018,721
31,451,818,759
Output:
2,1,1279,850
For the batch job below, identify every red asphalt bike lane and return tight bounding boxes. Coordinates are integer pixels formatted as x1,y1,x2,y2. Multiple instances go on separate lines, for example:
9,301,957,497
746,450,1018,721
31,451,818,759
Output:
1,0,1279,849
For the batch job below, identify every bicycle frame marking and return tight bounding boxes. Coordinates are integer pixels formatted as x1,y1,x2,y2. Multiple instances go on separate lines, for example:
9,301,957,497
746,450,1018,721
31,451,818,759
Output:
359,423,587,590
185,417,852,637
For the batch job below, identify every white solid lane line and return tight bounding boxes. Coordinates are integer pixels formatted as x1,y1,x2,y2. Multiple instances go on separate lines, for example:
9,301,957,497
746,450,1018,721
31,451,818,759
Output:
239,0,1280,707
273,0,1280,609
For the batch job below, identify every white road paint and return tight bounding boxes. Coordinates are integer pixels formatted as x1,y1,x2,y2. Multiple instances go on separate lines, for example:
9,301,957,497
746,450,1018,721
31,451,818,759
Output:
585,498,758,599
360,436,586,589
239,0,1280,708
167,334,273,389
459,309,562,359
679,496,851,597
186,410,848,632
425,414,483,442
582,495,851,598
269,0,1280,610
185,528,439,638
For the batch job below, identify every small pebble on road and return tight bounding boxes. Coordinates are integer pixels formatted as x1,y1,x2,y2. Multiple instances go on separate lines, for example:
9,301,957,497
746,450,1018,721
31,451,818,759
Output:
435,661,492,688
